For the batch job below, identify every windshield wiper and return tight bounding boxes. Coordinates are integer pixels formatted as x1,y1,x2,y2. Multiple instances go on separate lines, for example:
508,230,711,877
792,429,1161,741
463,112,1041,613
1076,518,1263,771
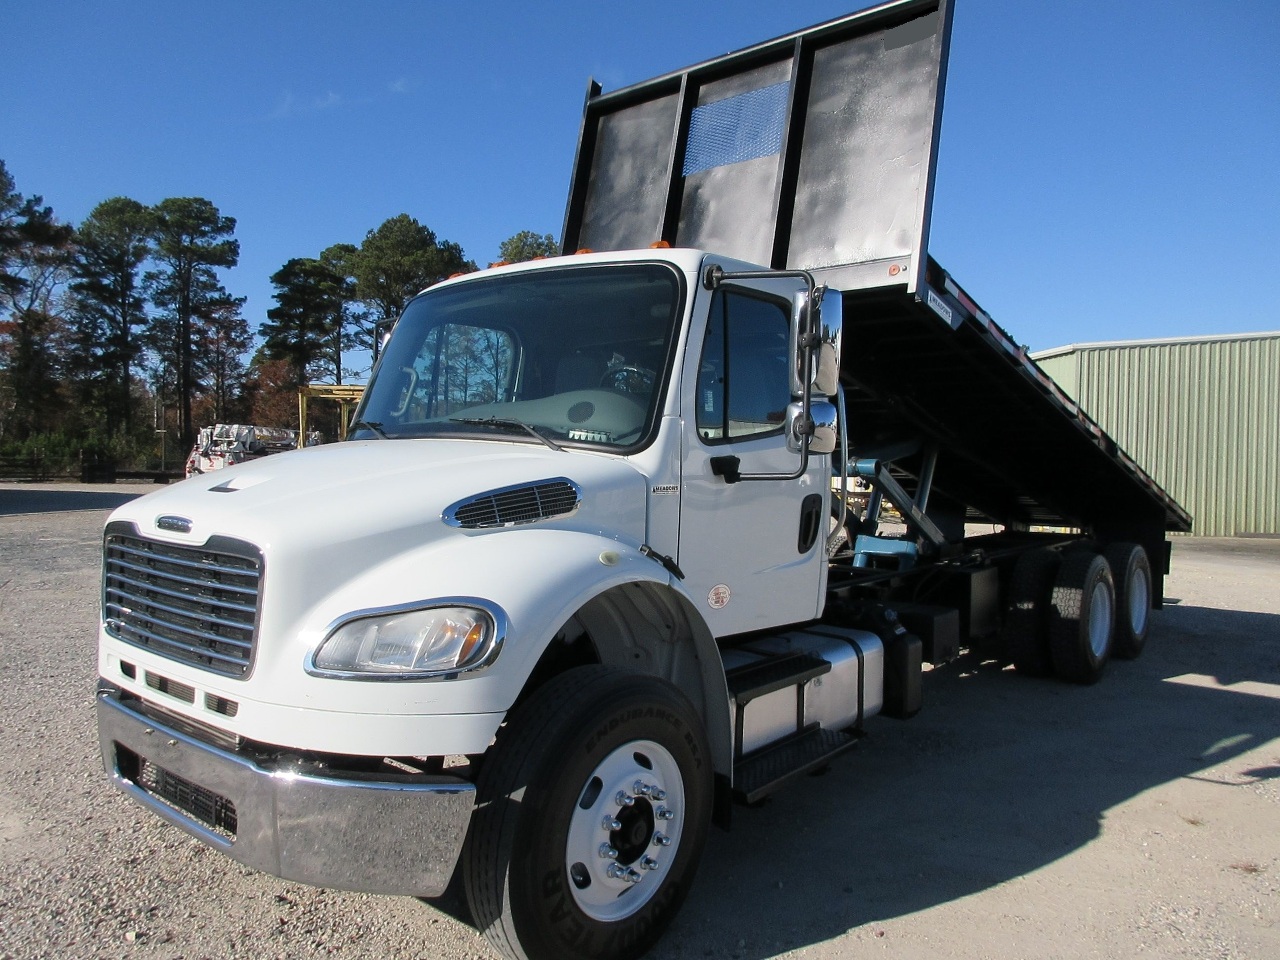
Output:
350,419,390,439
450,417,562,451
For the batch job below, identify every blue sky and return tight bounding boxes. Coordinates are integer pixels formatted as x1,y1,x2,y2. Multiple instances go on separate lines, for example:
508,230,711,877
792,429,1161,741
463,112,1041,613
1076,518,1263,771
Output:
3,0,1277,375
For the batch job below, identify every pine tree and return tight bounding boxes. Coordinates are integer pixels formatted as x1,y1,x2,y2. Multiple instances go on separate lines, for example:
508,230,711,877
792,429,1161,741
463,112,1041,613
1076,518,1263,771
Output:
497,230,559,263
197,294,251,423
348,215,474,349
67,197,152,436
145,198,239,450
261,257,351,388
0,161,74,442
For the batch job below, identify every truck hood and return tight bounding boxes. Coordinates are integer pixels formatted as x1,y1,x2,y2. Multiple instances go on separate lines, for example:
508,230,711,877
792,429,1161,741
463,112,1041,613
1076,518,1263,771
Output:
100,438,659,743
109,439,650,592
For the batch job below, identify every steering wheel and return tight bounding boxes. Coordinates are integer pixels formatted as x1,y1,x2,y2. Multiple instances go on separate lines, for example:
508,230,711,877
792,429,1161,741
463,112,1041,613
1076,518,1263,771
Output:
600,364,655,396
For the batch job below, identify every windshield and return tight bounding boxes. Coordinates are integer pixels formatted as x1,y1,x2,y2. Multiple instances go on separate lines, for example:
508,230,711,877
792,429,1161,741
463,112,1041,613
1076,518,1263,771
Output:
351,262,684,450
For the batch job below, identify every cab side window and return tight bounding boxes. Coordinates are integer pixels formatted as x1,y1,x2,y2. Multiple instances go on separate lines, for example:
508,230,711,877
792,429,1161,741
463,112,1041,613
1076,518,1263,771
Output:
696,288,791,443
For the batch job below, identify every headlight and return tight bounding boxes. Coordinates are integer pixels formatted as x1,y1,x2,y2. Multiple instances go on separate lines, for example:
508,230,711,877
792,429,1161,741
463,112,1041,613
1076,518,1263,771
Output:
310,604,501,679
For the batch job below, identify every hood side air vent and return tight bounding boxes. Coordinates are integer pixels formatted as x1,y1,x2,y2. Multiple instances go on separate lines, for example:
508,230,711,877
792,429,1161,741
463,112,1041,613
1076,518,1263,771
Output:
444,478,582,529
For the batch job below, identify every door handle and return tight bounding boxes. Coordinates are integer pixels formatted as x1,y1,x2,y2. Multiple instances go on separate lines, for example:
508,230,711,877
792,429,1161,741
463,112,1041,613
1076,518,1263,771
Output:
798,494,823,553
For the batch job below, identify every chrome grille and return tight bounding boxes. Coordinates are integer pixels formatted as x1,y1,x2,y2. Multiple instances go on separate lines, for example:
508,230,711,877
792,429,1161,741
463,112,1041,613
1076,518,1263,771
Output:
445,478,581,529
103,525,261,678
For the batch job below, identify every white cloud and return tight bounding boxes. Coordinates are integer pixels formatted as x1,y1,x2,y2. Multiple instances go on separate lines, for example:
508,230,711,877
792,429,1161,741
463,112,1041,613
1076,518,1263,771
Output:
267,91,296,120
313,91,345,110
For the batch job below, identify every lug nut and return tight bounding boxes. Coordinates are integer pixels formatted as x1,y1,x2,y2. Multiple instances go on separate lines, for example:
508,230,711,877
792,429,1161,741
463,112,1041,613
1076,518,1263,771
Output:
599,843,618,859
649,787,666,801
641,856,659,871
615,791,635,807
656,806,675,821
653,832,672,847
603,816,622,831
606,863,642,883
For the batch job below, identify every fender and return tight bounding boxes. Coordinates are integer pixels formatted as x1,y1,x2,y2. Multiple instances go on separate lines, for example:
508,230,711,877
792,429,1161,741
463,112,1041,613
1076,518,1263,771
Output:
293,525,732,774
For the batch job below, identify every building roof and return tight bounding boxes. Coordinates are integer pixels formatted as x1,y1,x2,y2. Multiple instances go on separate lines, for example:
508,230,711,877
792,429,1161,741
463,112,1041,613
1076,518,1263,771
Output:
1032,329,1280,361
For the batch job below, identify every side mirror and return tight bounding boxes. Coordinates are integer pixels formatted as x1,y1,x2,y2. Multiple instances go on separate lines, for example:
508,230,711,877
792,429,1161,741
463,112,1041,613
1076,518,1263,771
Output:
812,288,842,397
372,320,395,364
785,400,838,455
789,287,843,398
788,291,809,398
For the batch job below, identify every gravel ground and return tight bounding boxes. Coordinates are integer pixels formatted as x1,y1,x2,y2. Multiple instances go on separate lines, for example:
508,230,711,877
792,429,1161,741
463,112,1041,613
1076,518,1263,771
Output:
1,482,1276,960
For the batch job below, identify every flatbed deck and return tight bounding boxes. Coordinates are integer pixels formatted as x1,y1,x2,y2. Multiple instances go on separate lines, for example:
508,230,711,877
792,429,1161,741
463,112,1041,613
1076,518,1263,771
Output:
841,257,1191,537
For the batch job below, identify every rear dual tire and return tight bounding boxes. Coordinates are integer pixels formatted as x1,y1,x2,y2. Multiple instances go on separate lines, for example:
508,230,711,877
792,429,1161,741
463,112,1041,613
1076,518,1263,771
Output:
1004,542,1151,684
1003,548,1061,677
1104,542,1152,659
1048,551,1115,684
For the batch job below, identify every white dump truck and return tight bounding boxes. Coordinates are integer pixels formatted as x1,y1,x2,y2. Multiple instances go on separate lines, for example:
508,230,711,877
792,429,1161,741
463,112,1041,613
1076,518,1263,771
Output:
96,3,1190,959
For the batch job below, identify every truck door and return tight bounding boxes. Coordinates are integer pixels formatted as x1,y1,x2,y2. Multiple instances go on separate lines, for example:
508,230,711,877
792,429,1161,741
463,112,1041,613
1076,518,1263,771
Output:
676,276,828,637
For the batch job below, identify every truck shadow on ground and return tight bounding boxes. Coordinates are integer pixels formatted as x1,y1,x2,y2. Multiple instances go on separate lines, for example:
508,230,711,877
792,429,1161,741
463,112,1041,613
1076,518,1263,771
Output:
427,601,1280,958
647,602,1280,959
0,487,147,517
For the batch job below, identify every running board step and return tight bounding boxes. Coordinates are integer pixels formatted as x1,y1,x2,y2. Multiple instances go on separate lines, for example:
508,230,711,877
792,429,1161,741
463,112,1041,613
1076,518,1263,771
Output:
725,652,830,705
732,726,861,804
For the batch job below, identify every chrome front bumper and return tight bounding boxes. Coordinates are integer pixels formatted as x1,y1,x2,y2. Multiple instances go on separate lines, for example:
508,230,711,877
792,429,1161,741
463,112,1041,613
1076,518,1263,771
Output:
96,685,475,897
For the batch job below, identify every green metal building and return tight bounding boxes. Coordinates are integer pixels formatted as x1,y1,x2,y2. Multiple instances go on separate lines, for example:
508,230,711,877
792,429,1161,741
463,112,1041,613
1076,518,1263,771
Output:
1033,331,1280,537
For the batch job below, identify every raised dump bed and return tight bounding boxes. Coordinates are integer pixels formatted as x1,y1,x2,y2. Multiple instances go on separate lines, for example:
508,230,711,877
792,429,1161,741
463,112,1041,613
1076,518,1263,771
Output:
561,0,1190,594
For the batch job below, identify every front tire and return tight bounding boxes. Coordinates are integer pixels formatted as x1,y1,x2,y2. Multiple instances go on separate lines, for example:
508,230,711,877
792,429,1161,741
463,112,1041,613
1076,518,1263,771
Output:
463,666,712,960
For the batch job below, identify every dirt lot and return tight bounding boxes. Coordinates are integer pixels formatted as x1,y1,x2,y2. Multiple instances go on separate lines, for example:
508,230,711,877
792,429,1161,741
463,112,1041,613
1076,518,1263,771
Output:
1,482,1276,959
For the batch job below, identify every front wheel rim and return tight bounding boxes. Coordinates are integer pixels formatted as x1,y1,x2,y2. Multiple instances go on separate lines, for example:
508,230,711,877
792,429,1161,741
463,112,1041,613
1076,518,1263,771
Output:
564,739,685,922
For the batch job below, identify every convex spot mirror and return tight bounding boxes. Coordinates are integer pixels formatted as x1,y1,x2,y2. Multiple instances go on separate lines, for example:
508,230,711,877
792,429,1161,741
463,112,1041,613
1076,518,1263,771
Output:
785,400,838,455
788,287,843,398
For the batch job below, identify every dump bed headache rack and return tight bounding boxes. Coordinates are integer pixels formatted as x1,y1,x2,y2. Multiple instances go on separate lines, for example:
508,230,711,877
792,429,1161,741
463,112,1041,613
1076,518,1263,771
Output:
563,0,953,298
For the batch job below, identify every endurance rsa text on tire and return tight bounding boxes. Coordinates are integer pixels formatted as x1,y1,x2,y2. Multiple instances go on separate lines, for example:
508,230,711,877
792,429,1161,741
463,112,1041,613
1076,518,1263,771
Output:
1048,550,1115,684
1002,547,1062,677
1103,542,1152,659
463,665,713,960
